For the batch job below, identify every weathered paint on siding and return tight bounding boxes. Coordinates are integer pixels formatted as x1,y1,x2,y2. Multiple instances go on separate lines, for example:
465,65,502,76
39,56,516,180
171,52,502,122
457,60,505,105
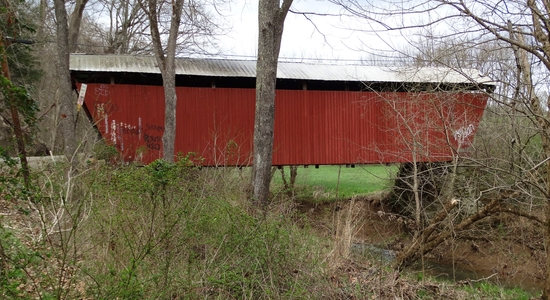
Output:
80,83,487,166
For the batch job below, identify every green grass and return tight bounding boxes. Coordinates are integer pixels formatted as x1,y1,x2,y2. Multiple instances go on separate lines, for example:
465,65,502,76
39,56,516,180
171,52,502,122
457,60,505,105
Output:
461,281,534,300
273,164,398,199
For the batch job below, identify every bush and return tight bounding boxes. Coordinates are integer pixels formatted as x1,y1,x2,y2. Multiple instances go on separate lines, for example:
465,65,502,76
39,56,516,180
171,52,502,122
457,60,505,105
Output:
77,157,325,298
0,223,54,299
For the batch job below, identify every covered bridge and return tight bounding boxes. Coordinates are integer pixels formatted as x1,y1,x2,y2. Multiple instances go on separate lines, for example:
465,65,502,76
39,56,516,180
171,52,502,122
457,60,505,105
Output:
70,54,493,166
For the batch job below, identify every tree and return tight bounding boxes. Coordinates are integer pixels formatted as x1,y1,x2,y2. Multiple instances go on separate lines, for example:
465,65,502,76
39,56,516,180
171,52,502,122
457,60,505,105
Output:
68,0,89,53
139,0,221,162
251,0,293,207
36,0,90,165
36,0,220,160
332,0,550,295
139,0,184,163
63,0,152,55
0,0,43,189
403,3,550,297
103,0,150,54
79,0,151,54
52,0,79,164
369,80,496,269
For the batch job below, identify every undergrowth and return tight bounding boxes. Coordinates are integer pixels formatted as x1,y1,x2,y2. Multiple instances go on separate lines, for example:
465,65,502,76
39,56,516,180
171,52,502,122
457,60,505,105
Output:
0,156,539,299
4,156,328,299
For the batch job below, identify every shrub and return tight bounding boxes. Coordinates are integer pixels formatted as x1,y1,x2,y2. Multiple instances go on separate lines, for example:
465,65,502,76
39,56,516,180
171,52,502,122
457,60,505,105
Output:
78,157,325,298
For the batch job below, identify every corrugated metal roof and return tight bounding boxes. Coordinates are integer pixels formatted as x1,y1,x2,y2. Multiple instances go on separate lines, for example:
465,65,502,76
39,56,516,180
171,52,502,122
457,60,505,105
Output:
70,54,493,85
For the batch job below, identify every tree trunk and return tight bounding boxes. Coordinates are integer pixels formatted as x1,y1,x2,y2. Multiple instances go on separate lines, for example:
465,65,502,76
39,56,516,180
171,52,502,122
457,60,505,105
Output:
508,24,550,299
545,182,550,300
37,0,48,38
540,118,550,300
289,165,298,188
251,0,293,206
0,10,30,189
68,0,89,53
161,73,177,163
279,166,298,196
141,0,183,163
53,0,78,164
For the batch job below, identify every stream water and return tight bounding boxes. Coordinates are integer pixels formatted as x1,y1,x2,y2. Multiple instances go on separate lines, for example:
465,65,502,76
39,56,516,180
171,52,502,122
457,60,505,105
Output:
351,243,543,295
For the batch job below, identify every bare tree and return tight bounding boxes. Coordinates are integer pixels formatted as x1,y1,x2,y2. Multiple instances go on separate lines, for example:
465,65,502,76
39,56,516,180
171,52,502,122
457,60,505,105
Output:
332,0,550,294
36,0,223,160
251,0,293,207
138,0,222,162
68,0,89,53
97,0,151,54
69,0,152,55
138,0,184,163
53,0,78,164
29,0,90,163
407,2,550,296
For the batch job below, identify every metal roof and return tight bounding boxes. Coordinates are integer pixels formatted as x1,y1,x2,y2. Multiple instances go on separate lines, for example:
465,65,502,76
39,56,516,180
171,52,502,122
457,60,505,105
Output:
70,54,493,85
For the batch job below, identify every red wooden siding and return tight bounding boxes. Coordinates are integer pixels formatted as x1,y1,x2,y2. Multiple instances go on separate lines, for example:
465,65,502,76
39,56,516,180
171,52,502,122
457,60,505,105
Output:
79,83,488,166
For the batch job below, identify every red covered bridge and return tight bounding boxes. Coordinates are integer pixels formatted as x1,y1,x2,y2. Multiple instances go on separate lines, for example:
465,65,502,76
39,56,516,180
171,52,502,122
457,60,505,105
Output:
70,54,493,166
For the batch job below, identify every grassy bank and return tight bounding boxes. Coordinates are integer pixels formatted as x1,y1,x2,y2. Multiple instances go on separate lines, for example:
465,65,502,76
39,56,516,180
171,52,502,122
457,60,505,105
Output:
0,159,538,299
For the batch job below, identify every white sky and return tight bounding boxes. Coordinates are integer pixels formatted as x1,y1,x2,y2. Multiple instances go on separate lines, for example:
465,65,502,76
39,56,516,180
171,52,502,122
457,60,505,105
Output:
216,0,406,63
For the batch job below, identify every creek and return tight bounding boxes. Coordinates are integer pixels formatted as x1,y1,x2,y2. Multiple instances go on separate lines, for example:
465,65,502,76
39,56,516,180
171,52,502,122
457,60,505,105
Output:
351,243,543,295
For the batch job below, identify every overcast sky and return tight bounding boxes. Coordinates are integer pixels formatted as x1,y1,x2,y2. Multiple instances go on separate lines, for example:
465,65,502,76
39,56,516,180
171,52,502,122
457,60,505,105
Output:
216,0,406,63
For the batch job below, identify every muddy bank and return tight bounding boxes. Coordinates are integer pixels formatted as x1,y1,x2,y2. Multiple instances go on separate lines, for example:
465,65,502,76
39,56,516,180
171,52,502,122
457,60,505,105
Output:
296,196,545,294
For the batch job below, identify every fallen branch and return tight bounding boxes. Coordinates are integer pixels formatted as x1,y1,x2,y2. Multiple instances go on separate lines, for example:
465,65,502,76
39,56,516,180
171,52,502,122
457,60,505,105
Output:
470,273,498,283
392,198,460,269
425,191,521,247
457,273,498,286
393,190,520,270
